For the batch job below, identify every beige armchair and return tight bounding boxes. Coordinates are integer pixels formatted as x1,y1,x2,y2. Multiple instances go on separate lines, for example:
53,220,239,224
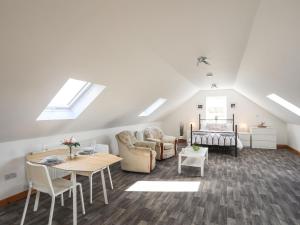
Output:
144,127,177,160
116,131,157,173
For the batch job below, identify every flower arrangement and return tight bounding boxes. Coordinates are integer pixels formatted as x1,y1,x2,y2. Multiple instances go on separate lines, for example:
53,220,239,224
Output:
192,145,200,151
62,137,80,159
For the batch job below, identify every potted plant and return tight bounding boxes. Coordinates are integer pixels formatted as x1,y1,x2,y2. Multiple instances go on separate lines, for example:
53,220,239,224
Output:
62,137,80,159
192,145,200,151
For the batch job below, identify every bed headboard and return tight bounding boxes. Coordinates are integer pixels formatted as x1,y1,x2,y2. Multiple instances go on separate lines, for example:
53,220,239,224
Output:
198,114,235,131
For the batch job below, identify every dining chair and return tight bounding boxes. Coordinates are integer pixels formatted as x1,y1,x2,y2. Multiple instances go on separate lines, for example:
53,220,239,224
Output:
20,162,86,225
76,144,113,204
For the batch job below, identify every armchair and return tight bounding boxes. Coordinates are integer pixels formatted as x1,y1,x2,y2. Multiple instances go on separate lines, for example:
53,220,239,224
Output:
115,131,156,173
144,127,177,160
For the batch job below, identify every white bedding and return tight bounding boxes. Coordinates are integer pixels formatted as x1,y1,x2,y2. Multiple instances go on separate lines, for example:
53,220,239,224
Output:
192,131,243,149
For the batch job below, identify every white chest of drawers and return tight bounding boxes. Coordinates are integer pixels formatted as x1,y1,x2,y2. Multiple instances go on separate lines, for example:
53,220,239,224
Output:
250,127,277,149
238,132,251,148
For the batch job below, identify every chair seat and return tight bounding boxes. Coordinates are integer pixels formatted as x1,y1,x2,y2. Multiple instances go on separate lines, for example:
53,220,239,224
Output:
52,178,78,195
164,143,174,150
77,167,106,177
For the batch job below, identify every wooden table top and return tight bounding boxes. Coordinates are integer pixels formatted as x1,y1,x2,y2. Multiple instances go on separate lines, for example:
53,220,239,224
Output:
26,148,122,172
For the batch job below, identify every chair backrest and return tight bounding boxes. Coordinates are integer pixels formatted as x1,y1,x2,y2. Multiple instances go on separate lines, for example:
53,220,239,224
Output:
116,131,137,147
144,127,164,140
134,130,144,141
26,161,54,195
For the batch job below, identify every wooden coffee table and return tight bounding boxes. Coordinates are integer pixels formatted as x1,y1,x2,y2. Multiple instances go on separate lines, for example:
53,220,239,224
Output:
178,147,208,176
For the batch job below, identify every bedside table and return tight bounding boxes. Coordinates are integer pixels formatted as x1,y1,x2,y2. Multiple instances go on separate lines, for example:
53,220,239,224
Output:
238,132,251,148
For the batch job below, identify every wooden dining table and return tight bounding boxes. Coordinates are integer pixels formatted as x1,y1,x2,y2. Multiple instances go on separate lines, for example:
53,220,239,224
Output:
26,148,122,225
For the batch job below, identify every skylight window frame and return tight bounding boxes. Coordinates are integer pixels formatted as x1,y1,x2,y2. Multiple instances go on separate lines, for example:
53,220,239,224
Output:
47,81,92,110
37,78,106,121
205,96,227,121
139,98,167,117
267,93,300,116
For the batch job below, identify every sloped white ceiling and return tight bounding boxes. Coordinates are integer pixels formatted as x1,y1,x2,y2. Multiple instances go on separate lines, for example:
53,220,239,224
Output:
0,0,298,142
134,0,260,89
235,0,300,124
0,0,200,141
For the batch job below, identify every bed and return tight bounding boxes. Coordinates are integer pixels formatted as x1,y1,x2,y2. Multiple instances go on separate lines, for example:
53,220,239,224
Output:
190,114,243,157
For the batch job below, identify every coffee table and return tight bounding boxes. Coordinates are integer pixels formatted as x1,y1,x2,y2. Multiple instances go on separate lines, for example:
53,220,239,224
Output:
178,147,208,176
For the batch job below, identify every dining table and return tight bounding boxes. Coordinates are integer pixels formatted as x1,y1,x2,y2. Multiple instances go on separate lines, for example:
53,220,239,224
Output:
26,148,122,225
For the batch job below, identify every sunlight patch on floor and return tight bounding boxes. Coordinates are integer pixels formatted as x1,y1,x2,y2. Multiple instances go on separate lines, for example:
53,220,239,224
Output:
125,181,200,192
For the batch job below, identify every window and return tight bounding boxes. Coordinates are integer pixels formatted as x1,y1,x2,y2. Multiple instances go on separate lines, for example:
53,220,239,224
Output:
139,98,167,117
267,93,300,116
206,96,227,120
48,79,91,109
37,78,106,120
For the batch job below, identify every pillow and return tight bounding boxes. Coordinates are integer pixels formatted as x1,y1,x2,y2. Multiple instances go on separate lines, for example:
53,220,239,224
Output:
203,123,232,132
135,130,144,141
221,123,232,132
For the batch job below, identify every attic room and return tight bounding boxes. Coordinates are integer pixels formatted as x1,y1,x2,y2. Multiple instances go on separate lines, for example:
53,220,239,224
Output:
0,0,299,225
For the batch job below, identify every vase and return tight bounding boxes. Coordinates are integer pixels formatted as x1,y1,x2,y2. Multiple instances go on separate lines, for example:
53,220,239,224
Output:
69,146,75,160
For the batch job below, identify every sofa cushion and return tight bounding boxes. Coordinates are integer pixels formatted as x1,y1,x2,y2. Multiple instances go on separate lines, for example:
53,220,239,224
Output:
164,143,174,150
162,149,175,159
144,127,163,140
135,130,144,141
134,141,156,150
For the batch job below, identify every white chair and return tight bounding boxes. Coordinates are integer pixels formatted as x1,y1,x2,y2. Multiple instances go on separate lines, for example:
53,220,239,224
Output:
20,162,85,225
76,144,113,204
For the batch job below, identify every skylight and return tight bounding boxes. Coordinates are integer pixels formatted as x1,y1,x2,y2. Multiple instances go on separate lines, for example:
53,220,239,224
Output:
37,78,105,120
139,98,167,117
48,79,91,109
267,93,300,116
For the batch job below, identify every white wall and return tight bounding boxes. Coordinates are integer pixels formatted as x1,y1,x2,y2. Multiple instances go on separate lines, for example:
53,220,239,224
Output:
235,0,300,124
0,122,160,200
287,124,300,152
161,89,287,144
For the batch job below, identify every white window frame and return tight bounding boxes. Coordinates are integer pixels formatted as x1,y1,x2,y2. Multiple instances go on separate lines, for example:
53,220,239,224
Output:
139,98,167,117
37,78,105,121
267,93,300,116
205,96,227,121
47,82,92,110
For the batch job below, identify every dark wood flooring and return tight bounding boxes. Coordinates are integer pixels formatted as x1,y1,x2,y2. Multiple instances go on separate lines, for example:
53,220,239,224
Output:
1,148,300,225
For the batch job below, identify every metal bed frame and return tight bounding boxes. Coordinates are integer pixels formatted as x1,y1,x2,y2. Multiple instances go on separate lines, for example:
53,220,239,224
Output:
190,114,238,157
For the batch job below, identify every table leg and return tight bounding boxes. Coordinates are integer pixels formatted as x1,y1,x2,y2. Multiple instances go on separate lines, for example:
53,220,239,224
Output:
71,171,77,225
178,154,181,174
100,170,108,204
206,151,208,164
200,157,206,177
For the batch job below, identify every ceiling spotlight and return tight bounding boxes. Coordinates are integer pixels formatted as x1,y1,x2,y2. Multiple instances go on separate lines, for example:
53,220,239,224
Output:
206,72,213,77
211,83,217,89
197,56,210,66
